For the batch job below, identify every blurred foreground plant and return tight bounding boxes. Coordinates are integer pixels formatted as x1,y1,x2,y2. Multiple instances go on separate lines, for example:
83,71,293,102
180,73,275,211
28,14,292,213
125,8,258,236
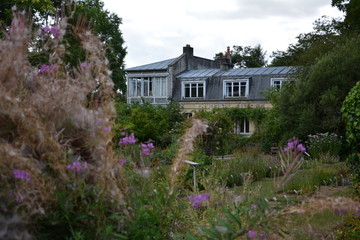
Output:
0,11,127,238
274,138,306,189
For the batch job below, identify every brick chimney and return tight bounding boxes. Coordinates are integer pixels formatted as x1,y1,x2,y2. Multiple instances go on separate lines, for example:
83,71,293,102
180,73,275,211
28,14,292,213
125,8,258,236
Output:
183,44,194,57
216,46,234,70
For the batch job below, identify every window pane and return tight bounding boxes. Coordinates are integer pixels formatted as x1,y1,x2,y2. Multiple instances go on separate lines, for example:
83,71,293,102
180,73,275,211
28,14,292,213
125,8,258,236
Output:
191,84,197,97
161,77,166,96
274,80,281,89
240,82,246,96
240,118,245,133
226,82,232,97
198,83,204,97
233,82,239,96
144,78,149,96
185,84,190,97
245,119,249,133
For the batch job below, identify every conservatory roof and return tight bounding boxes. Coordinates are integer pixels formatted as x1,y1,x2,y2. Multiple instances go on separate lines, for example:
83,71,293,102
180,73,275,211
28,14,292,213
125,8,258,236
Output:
125,58,177,72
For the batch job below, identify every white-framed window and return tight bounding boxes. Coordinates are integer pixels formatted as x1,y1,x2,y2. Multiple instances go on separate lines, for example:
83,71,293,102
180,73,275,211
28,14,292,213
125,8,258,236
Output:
129,78,141,97
270,78,292,89
234,118,250,135
128,77,167,97
223,79,249,98
182,81,205,98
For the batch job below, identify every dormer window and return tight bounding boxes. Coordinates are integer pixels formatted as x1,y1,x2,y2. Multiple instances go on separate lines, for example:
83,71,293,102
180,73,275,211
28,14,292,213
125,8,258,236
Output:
182,81,205,99
224,79,249,98
271,78,292,89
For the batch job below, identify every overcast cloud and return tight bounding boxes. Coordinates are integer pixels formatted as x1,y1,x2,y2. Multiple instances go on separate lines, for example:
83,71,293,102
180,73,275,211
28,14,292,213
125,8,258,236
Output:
102,0,344,68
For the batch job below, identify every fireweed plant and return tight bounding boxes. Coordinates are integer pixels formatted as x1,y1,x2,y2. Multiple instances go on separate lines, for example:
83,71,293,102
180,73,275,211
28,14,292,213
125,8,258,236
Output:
117,132,155,168
0,12,128,238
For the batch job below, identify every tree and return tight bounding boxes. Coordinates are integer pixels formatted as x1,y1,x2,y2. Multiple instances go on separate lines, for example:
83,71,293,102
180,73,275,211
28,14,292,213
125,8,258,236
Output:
71,0,127,94
0,0,127,94
270,16,341,67
265,35,360,146
215,44,267,68
332,0,360,33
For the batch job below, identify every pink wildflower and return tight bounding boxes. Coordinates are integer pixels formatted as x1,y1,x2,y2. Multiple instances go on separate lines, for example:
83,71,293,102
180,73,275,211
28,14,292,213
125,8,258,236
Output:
188,193,210,209
119,159,126,165
66,161,88,172
247,230,257,239
39,64,55,73
13,169,30,182
119,133,136,145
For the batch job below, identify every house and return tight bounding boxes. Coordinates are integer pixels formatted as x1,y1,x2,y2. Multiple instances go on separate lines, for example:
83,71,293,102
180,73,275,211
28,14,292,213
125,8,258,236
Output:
125,45,294,135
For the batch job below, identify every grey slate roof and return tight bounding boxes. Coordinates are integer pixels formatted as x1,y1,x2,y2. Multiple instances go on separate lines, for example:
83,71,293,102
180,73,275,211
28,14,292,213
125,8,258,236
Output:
172,66,296,102
177,66,294,79
125,58,177,72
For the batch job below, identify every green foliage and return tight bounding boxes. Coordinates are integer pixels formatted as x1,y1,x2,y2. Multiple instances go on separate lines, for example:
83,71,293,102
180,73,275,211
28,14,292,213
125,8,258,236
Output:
332,0,360,34
72,0,127,93
124,166,190,239
341,81,360,147
197,109,233,156
265,36,360,147
215,44,267,68
306,132,342,160
270,16,341,67
197,108,267,155
283,163,348,194
185,199,284,240
335,214,360,240
208,151,279,188
35,182,126,240
114,102,185,147
0,0,127,94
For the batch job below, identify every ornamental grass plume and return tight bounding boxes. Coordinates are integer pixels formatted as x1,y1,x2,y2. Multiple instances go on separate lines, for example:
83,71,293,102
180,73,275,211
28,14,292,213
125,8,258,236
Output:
0,11,127,224
169,118,208,195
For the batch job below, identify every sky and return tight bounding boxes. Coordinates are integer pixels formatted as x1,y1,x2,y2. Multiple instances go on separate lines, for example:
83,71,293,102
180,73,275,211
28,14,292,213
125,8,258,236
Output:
102,0,344,68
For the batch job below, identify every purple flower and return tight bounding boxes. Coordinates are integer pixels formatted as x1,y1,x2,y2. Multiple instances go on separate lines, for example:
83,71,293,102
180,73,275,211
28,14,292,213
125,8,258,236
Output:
140,142,155,156
43,25,50,32
50,26,60,38
356,210,360,217
251,204,258,209
188,193,210,209
80,61,91,68
247,230,257,239
259,233,267,239
335,209,347,215
66,161,88,172
297,144,306,152
119,133,136,145
39,64,55,73
42,25,60,38
13,169,31,182
104,127,110,132
119,159,126,165
284,138,307,154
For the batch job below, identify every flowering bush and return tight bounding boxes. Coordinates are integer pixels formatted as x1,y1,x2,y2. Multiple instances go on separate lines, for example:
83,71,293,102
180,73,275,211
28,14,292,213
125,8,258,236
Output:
306,132,342,160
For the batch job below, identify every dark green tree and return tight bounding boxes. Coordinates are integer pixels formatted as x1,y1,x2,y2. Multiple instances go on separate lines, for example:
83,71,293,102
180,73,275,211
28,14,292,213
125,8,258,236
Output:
70,0,127,93
264,36,360,147
332,0,360,33
1,0,127,94
215,44,267,68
